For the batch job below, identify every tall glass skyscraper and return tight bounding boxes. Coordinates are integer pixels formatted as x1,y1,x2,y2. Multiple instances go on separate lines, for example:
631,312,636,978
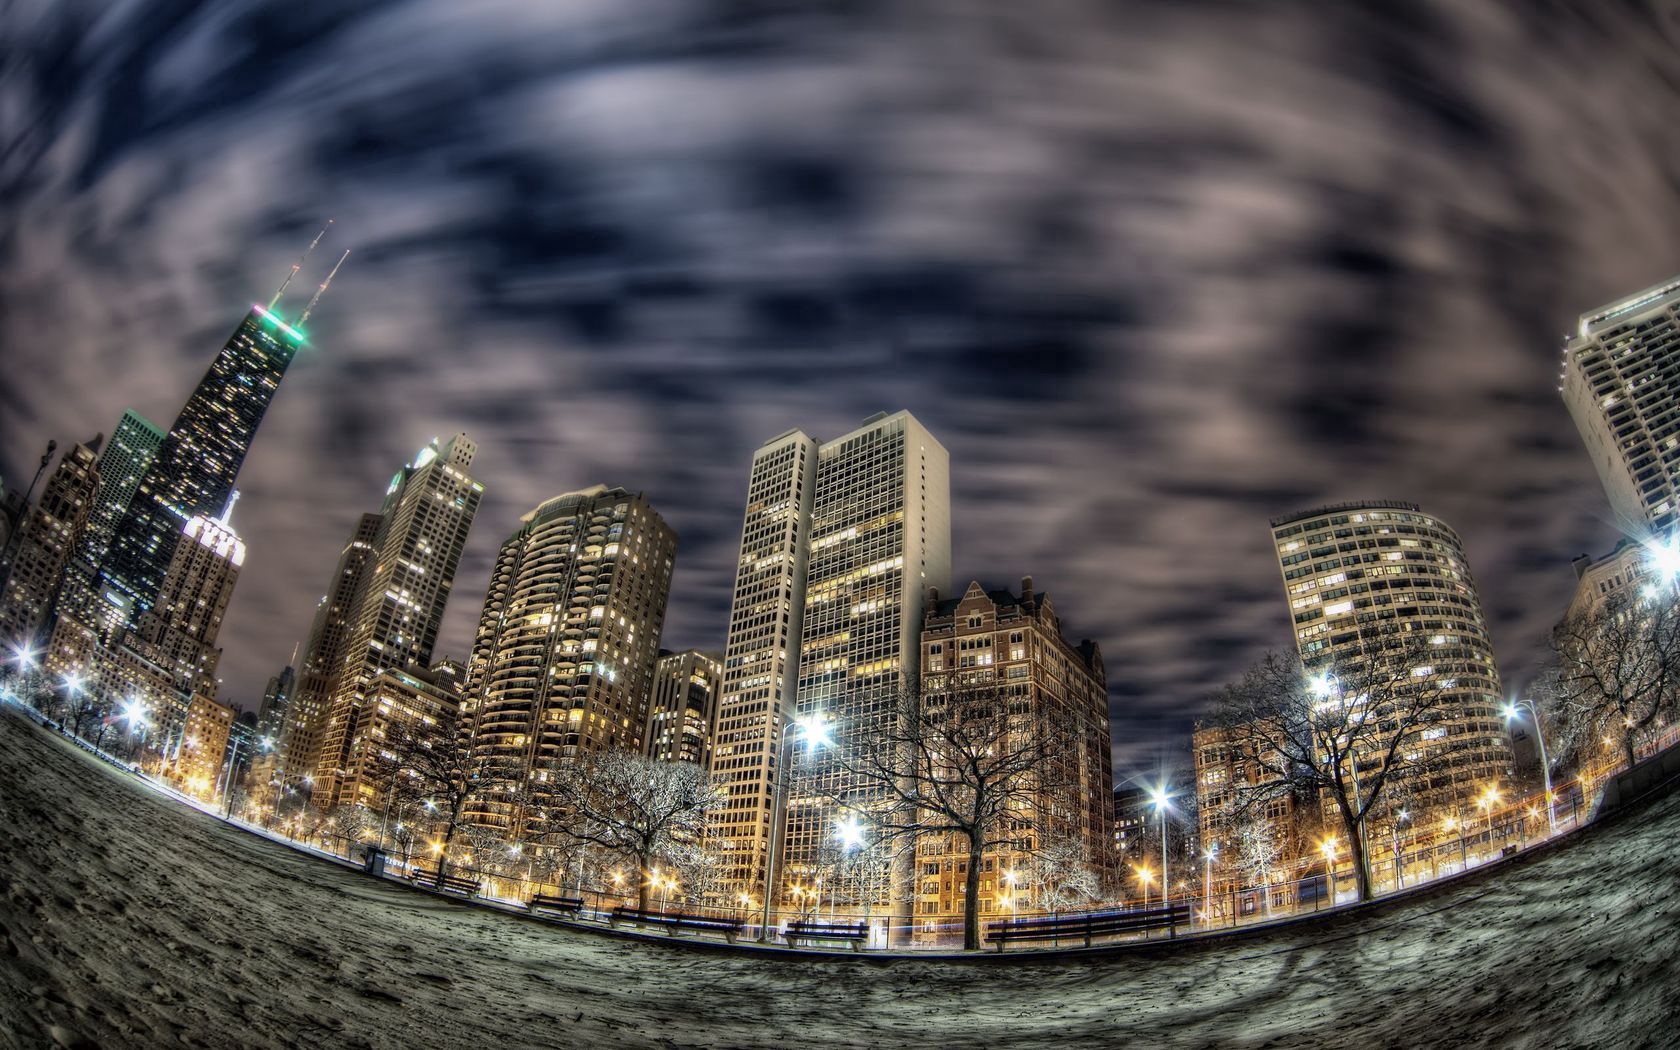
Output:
58,410,166,634
100,305,308,631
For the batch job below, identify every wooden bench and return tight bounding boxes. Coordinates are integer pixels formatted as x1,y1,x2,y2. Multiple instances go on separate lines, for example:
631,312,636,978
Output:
528,893,586,917
609,906,744,943
985,904,1190,951
411,867,479,897
784,920,869,951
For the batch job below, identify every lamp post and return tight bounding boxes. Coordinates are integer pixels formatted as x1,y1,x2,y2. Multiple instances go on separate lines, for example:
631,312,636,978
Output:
1002,869,1018,922
1320,838,1338,905
1202,845,1218,928
1477,784,1501,857
758,710,831,942
1149,786,1176,907
1503,700,1556,836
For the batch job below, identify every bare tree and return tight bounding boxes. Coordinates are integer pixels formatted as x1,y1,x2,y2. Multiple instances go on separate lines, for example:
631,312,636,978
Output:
1550,590,1680,771
825,679,1086,950
1023,833,1100,918
380,725,503,877
322,804,375,857
1210,629,1480,903
538,751,721,912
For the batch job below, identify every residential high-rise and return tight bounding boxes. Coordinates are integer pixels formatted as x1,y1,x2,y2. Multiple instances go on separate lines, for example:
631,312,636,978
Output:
1565,540,1651,624
1561,275,1680,541
0,437,102,644
645,649,723,765
318,660,464,811
709,429,818,899
911,579,1113,937
313,435,482,808
1269,501,1513,809
280,513,382,785
461,485,677,832
781,411,951,911
131,507,245,698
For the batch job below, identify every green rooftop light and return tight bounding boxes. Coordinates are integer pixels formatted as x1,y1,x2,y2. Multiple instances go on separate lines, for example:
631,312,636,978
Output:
251,303,307,345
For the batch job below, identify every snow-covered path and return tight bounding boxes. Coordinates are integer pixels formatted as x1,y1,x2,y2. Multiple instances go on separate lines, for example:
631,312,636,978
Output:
3,708,1676,1050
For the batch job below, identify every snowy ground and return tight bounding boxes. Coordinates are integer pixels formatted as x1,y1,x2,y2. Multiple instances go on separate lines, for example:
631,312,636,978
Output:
3,708,1678,1050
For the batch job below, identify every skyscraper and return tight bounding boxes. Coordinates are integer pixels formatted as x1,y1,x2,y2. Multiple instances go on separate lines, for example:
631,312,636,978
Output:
280,512,382,786
709,429,818,899
1561,275,1680,541
131,507,246,698
461,485,677,832
1268,501,1512,808
100,234,346,632
313,435,482,809
0,437,102,644
780,411,951,909
58,411,166,634
644,649,723,766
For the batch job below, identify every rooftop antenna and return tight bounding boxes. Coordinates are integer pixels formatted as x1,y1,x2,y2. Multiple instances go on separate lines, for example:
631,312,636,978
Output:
268,219,333,311
299,249,350,325
220,489,241,526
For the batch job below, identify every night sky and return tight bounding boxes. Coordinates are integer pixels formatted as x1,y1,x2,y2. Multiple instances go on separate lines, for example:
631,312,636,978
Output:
4,2,1677,778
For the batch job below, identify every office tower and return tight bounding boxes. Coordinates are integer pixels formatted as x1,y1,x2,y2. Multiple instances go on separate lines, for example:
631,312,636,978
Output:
461,485,677,831
258,663,296,742
644,649,723,765
101,235,345,632
176,692,236,799
1269,501,1512,809
0,437,102,644
131,507,245,698
912,579,1113,937
312,435,482,808
280,513,382,785
781,410,951,910
58,411,167,633
1561,275,1680,540
709,429,818,898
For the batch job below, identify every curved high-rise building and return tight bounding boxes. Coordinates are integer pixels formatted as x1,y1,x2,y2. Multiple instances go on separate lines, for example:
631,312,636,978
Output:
1269,501,1512,806
462,486,677,832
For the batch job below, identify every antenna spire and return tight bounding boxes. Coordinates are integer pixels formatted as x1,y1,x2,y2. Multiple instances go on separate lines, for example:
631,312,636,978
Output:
220,490,241,526
299,249,349,324
268,219,333,311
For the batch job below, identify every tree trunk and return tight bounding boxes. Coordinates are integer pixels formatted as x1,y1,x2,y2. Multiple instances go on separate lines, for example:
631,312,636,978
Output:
963,835,985,951
1623,728,1639,770
1347,822,1372,902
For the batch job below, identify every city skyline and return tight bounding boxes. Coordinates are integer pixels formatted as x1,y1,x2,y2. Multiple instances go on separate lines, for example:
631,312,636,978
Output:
6,5,1679,775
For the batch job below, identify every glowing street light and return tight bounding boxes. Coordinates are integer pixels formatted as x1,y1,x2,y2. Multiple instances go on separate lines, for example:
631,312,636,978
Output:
1645,538,1680,587
1134,864,1155,908
1202,845,1218,928
1503,699,1557,835
1148,784,1172,910
1320,838,1339,903
759,709,833,941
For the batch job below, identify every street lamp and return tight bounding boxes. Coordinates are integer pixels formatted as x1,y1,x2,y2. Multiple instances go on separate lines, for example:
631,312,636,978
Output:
1134,864,1154,909
758,710,832,942
1477,783,1501,854
1002,869,1018,921
1320,838,1338,904
1202,845,1218,927
1148,784,1172,911
1504,700,1557,835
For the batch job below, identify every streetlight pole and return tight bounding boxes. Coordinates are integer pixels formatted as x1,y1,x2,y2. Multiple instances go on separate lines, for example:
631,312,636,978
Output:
1202,846,1217,928
1149,785,1171,912
759,711,829,942
1504,700,1556,836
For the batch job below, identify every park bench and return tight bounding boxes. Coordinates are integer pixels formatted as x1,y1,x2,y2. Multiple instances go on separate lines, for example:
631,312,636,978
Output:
783,920,869,951
411,867,479,897
527,893,586,917
985,903,1190,951
609,906,744,943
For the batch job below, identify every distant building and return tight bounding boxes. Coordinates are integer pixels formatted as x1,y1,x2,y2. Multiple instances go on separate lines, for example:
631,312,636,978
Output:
462,485,676,832
313,436,482,809
280,513,382,787
130,509,245,698
1561,275,1680,541
0,437,102,644
644,649,722,765
58,411,166,636
1191,724,1296,862
1269,501,1513,812
1112,786,1149,866
321,660,463,811
911,579,1113,932
1565,540,1651,623
175,692,236,799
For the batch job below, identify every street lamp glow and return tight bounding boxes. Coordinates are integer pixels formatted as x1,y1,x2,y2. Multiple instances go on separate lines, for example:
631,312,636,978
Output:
119,698,148,731
1148,785,1171,812
1645,538,1680,581
834,814,867,852
795,712,832,752
1309,671,1338,700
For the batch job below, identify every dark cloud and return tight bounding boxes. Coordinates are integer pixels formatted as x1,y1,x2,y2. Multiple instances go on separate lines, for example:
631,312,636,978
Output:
4,0,1675,776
